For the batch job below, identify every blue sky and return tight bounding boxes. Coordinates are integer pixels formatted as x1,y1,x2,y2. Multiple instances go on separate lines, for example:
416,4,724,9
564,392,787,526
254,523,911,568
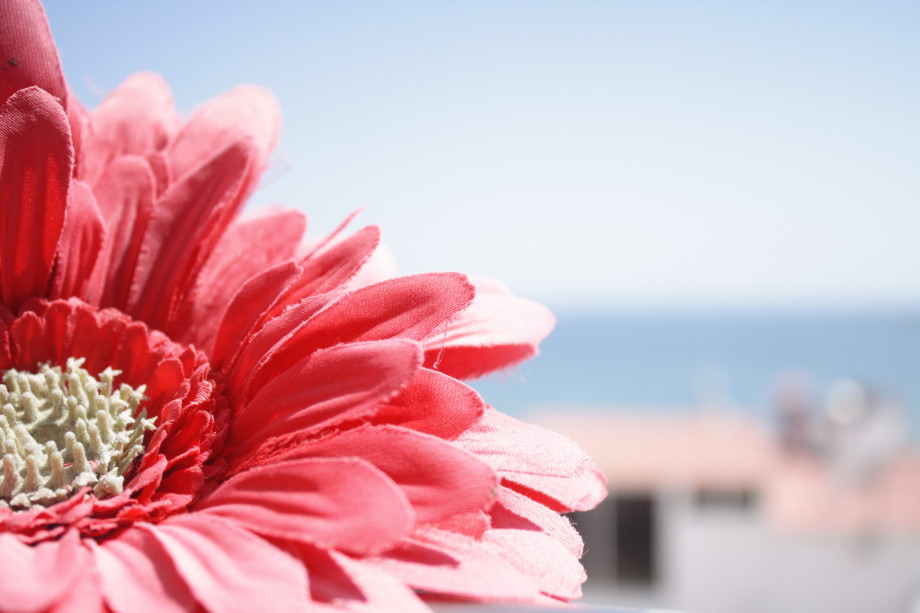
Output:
43,1,920,311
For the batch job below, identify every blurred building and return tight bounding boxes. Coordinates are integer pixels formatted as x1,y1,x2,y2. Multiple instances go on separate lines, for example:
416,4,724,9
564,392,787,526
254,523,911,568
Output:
539,390,920,613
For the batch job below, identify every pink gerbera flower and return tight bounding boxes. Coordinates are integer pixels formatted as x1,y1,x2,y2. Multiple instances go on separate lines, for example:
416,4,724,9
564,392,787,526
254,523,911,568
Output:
0,1,606,612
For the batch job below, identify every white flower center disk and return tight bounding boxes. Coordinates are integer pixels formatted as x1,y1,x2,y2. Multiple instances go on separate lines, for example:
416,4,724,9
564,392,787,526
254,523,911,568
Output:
0,357,155,509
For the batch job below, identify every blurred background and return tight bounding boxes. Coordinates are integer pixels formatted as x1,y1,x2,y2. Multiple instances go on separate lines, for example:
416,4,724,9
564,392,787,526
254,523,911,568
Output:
46,2,920,612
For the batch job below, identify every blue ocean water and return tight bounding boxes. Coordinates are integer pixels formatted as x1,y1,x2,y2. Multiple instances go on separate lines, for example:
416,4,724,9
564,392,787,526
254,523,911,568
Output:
469,309,920,434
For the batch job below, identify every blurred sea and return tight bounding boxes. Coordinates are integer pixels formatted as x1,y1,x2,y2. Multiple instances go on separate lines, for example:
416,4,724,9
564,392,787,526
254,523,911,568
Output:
469,309,920,436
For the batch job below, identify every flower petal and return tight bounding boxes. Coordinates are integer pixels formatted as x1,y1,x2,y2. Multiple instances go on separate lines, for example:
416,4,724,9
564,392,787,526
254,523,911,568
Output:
145,150,171,195
211,261,302,368
129,139,253,329
268,225,381,320
0,86,71,311
174,208,306,351
79,72,179,185
229,339,422,450
347,241,397,291
93,531,196,613
307,272,475,344
288,543,365,605
169,85,280,183
482,528,586,599
0,530,83,613
215,224,382,376
51,180,105,300
9,309,44,366
371,367,485,440
223,289,343,401
0,316,12,368
492,485,584,559
140,515,309,613
454,408,607,512
0,0,67,107
290,425,498,524
327,550,432,613
244,273,474,397
199,457,414,554
88,155,156,308
369,531,540,602
423,276,555,379
44,553,104,613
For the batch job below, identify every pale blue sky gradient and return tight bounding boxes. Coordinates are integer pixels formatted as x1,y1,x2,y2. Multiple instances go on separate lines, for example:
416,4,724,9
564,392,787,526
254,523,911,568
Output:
42,1,920,311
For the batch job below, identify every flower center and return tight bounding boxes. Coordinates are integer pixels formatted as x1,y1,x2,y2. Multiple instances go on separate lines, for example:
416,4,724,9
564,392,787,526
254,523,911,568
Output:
0,357,155,509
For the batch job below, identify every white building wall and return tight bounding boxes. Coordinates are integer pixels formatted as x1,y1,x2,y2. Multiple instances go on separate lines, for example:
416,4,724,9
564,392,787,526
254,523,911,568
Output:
581,490,920,613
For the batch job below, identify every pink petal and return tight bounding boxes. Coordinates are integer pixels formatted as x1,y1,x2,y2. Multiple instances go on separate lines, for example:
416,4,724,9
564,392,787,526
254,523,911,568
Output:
146,150,171,195
289,543,364,604
375,527,540,602
292,425,498,524
370,539,529,601
87,155,156,308
328,550,432,613
198,457,414,554
492,486,584,559
0,86,71,310
212,224,379,367
427,345,539,381
222,289,343,401
93,531,196,613
0,0,67,107
244,273,474,396
50,180,105,300
79,73,179,185
169,85,280,183
347,241,398,291
211,261,302,368
436,509,490,539
229,339,422,451
9,309,46,366
268,225,380,320
64,88,87,171
173,208,306,350
142,515,308,613
482,528,586,600
423,276,555,379
312,272,475,343
0,317,11,368
372,367,485,440
0,530,83,613
128,139,253,329
506,471,608,513
44,552,105,613
297,208,363,260
454,408,607,512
